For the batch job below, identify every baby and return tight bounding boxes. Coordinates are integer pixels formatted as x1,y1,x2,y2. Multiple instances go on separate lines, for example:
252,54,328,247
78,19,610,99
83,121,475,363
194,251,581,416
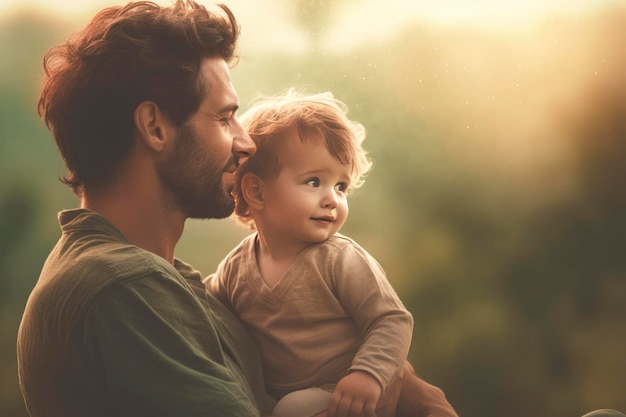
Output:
207,90,413,417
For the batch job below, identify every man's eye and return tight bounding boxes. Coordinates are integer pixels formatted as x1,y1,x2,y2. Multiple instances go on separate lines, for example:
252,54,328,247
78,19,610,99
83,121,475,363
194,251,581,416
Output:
306,178,320,187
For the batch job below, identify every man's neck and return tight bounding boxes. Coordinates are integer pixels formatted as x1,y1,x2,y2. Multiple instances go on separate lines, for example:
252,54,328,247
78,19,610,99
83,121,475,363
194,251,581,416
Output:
81,185,185,265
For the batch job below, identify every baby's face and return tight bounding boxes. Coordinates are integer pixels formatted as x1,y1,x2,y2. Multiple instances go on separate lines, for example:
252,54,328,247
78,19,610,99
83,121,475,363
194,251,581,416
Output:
259,129,351,245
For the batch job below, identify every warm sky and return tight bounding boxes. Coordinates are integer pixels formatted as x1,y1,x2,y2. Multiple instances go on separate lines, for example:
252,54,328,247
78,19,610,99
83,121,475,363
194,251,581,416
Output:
1,0,622,55
1,0,622,39
0,0,621,22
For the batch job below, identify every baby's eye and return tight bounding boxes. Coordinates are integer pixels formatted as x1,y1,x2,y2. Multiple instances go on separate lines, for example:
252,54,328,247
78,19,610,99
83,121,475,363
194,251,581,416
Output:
306,178,320,187
335,182,349,193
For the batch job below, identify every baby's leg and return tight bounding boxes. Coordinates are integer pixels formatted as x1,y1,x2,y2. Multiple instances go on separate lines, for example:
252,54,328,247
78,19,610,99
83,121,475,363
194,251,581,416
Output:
272,388,333,417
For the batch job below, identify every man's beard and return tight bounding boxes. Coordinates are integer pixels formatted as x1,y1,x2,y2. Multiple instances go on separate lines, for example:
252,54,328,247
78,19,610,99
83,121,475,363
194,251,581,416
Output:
156,123,235,219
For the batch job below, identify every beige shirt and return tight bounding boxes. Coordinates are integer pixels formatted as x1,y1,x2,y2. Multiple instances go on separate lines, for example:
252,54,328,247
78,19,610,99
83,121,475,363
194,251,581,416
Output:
207,233,413,398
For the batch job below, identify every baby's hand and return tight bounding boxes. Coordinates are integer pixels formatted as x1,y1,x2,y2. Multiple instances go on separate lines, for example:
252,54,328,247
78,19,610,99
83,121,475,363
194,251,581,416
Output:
327,371,382,417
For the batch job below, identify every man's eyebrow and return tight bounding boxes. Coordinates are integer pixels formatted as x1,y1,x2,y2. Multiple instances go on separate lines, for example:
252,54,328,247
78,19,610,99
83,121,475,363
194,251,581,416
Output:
217,103,240,115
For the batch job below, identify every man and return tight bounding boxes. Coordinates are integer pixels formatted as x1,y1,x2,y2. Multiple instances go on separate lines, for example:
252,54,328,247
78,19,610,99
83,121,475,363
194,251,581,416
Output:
17,1,458,416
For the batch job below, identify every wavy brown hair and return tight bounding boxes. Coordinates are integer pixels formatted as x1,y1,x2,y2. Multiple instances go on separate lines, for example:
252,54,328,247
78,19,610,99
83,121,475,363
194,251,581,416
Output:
38,0,239,194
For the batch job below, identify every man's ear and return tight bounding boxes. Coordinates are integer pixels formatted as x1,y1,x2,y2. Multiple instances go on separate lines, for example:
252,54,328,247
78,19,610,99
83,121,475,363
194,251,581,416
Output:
134,101,173,152
241,173,265,209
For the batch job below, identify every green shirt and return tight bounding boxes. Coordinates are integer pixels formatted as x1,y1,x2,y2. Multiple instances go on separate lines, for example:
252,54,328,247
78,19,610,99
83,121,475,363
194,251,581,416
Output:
17,209,274,417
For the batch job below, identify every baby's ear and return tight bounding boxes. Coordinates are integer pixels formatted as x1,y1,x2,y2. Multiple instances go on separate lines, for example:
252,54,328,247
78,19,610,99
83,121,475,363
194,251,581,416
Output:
241,173,264,209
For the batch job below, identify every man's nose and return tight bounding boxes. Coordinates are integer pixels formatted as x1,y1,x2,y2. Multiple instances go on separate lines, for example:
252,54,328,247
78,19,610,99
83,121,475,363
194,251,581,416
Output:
232,119,256,159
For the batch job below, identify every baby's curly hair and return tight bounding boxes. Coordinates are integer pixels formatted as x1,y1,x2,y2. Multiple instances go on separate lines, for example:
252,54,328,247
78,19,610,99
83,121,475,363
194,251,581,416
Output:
234,90,373,229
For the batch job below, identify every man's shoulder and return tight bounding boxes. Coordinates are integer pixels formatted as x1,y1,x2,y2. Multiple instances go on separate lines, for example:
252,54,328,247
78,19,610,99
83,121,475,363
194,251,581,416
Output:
35,227,179,314
48,235,166,282
49,208,179,286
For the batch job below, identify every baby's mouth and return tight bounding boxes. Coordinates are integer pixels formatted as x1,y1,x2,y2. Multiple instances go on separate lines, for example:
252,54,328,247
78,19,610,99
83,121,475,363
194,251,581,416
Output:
312,216,334,222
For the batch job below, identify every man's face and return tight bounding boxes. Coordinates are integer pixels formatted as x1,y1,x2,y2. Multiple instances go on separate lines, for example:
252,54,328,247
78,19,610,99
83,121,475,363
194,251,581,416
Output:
157,57,255,219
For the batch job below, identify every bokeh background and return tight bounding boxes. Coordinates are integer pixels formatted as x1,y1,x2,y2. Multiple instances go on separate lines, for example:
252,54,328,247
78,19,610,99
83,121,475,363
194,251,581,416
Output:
1,1,625,416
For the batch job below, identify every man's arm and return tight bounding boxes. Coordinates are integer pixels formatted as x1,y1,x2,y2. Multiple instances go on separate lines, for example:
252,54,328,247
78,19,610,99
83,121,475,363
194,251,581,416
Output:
85,276,261,417
395,361,459,417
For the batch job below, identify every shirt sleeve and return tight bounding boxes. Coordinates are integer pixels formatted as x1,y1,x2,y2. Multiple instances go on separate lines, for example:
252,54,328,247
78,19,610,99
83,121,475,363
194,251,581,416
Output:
205,270,232,310
78,272,261,417
203,240,245,313
331,241,414,391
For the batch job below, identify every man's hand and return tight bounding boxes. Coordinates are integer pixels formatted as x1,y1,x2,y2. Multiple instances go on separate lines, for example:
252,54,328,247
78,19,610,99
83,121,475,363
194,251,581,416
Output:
396,361,459,417
327,371,382,417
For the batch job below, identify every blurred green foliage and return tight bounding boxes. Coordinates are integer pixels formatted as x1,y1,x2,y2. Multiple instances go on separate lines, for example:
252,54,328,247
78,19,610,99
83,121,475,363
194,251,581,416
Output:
1,3,624,417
